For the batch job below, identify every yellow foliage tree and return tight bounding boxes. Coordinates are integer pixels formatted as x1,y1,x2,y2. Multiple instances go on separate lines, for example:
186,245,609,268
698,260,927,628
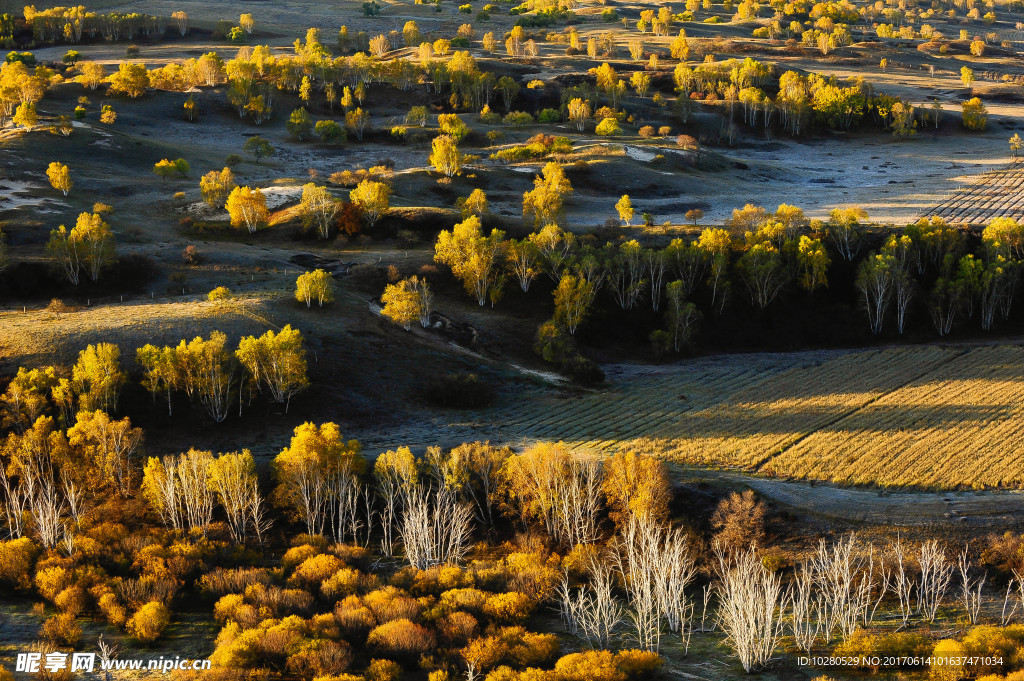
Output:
46,162,72,196
225,186,269,233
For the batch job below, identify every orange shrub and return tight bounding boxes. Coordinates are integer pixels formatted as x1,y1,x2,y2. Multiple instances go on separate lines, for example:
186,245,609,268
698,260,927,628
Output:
438,611,479,645
55,586,87,616
35,566,70,602
291,554,345,588
286,639,353,678
41,612,81,646
0,537,37,589
367,618,436,657
439,588,488,615
364,587,423,623
334,595,375,634
98,592,128,627
322,568,377,598
614,649,662,678
502,553,560,599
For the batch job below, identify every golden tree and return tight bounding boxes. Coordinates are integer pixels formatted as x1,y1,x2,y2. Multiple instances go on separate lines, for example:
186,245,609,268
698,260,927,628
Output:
108,62,151,98
615,194,634,226
200,167,236,208
553,273,594,335
273,421,364,536
381,276,432,330
236,325,308,411
70,211,115,283
239,13,255,34
434,216,507,306
66,409,143,496
522,162,572,228
72,342,126,413
295,269,334,307
458,188,488,218
12,102,36,128
429,134,464,179
567,98,590,132
349,179,390,227
46,162,72,196
603,451,670,528
226,186,268,233
300,184,338,239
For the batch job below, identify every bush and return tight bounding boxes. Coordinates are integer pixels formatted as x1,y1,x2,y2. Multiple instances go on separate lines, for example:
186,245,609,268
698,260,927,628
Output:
538,108,560,124
55,586,87,616
503,111,534,126
365,659,403,681
601,8,618,20
98,592,128,626
595,117,622,135
439,587,488,615
322,567,377,598
291,554,345,588
930,639,968,681
41,613,81,646
483,591,536,624
364,587,424,622
367,618,436,658
639,125,656,138
127,601,171,643
282,544,321,570
438,611,479,644
208,285,231,301
286,639,354,678
0,537,36,589
424,372,496,409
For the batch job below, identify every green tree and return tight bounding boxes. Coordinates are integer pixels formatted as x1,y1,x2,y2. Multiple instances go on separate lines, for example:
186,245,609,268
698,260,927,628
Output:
660,280,701,351
243,136,274,163
287,107,314,140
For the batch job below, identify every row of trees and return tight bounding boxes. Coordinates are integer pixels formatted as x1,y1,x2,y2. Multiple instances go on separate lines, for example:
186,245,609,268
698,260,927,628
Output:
138,326,308,421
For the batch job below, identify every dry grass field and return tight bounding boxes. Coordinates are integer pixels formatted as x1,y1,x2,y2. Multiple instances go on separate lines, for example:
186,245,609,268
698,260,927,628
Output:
497,344,1024,490
924,160,1024,224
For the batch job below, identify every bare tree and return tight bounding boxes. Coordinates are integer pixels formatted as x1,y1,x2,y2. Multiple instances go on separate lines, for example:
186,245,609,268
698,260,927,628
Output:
790,561,820,655
959,548,985,625
560,553,624,648
917,540,954,623
886,537,916,628
0,467,26,538
613,517,698,653
400,484,473,569
715,545,787,673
